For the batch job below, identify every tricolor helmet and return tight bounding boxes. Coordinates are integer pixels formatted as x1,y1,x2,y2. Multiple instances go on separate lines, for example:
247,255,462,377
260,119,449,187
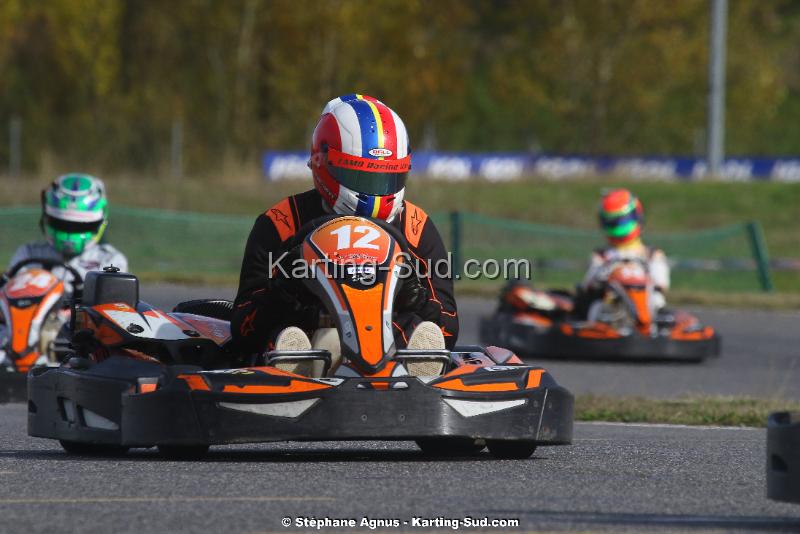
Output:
310,94,410,222
598,188,644,245
41,173,108,257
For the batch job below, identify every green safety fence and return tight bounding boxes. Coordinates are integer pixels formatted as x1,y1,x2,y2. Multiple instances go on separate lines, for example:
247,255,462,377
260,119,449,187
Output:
435,212,773,292
0,206,774,292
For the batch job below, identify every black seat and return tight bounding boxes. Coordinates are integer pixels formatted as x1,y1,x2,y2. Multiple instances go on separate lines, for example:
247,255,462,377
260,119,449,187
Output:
82,270,139,308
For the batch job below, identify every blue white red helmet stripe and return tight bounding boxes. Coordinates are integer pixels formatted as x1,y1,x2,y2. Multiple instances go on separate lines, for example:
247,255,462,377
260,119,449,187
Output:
329,104,362,158
346,99,381,159
354,192,399,219
321,93,382,116
388,108,408,159
312,94,409,223
355,194,375,217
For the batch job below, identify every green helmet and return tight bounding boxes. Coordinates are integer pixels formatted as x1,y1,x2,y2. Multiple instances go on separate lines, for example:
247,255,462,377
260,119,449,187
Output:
41,173,108,257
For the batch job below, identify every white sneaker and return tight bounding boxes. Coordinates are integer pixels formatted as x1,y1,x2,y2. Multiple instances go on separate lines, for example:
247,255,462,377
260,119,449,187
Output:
272,326,314,376
405,321,447,376
407,321,446,351
310,328,341,376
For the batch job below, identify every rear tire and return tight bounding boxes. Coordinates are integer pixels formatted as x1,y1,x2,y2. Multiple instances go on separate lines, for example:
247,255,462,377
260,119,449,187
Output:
487,440,537,459
416,438,485,457
59,440,129,456
157,444,210,460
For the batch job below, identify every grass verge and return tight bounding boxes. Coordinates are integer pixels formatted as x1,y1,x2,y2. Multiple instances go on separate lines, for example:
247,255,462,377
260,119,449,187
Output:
575,395,800,427
454,280,800,310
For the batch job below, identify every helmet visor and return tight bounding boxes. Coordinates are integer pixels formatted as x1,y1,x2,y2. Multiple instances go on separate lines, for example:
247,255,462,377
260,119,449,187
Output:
45,215,104,235
326,147,410,195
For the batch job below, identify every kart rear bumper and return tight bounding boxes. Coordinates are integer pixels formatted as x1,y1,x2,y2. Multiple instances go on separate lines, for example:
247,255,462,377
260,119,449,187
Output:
28,364,573,448
481,315,720,362
767,411,800,504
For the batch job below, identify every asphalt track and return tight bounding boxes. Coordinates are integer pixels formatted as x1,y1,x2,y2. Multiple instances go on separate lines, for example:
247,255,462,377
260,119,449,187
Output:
1,403,798,533
0,286,796,532
142,285,800,400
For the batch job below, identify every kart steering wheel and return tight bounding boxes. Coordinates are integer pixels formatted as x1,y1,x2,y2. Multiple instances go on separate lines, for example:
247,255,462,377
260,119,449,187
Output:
287,214,412,253
596,256,650,282
2,258,84,293
275,215,422,309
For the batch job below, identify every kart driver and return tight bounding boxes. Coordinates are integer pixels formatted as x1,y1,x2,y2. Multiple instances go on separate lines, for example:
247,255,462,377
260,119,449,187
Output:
579,188,670,315
231,95,458,367
5,173,128,284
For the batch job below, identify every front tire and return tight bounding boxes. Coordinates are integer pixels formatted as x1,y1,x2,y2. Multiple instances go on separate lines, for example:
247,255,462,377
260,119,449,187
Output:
416,438,485,457
487,440,537,459
59,440,129,456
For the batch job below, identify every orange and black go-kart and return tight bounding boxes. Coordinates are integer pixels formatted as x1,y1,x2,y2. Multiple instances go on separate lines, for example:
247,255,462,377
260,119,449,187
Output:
480,259,720,362
0,258,82,401
767,411,800,504
28,215,573,459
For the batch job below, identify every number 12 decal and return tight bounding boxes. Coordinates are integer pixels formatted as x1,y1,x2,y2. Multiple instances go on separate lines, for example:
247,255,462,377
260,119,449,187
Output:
330,224,381,250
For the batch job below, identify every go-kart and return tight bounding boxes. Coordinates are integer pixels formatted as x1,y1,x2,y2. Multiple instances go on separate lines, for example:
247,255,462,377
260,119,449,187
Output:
481,259,720,362
767,411,800,504
0,259,82,401
28,215,573,459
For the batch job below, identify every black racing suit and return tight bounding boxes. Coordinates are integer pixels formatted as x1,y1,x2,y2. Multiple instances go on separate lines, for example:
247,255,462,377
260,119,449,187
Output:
231,189,459,353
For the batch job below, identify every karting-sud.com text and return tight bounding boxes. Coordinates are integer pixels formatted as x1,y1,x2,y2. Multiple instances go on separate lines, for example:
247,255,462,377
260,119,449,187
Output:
283,516,520,530
268,251,530,284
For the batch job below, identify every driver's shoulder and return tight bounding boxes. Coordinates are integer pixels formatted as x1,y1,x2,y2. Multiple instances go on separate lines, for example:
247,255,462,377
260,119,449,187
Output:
11,241,58,261
648,247,667,261
261,189,322,242
399,199,432,248
92,242,125,258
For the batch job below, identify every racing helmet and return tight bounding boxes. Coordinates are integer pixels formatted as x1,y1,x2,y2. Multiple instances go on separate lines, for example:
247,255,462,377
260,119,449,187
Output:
41,173,108,257
310,94,410,222
598,188,644,245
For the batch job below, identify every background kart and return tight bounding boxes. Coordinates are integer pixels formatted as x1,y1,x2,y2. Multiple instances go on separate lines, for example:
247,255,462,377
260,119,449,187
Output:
0,258,81,401
28,216,573,459
481,260,720,362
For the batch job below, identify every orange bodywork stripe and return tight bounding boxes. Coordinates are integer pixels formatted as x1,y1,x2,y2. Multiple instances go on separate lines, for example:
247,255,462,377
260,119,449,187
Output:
93,323,124,346
139,382,158,393
627,288,651,333
341,284,385,366
9,306,36,354
433,379,518,392
671,327,715,341
526,369,544,389
266,198,296,242
15,352,39,373
439,364,483,378
179,374,210,391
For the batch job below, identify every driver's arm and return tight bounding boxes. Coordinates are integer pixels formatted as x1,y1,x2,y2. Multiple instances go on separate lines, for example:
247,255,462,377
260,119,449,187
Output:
393,219,459,349
581,251,606,291
649,249,670,293
231,214,294,354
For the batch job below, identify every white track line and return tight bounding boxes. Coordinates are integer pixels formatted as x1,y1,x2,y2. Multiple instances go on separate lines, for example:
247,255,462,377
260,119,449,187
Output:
577,421,759,431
